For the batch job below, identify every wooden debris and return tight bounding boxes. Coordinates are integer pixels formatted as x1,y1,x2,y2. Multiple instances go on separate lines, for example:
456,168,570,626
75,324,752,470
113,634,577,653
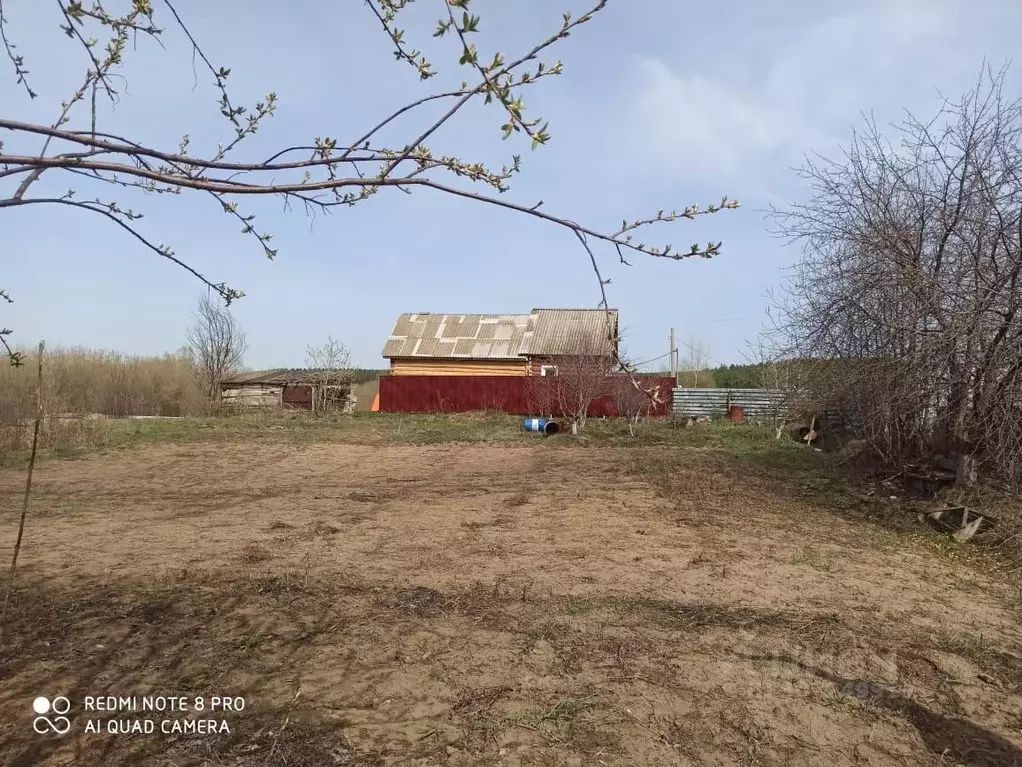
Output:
917,504,996,542
904,469,957,496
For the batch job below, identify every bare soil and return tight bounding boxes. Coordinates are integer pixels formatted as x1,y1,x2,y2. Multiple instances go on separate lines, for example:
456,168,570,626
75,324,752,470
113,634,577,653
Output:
1,441,1020,766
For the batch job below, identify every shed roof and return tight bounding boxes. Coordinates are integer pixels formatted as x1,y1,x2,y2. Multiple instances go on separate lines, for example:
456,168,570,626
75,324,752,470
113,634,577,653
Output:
221,369,348,386
381,308,618,360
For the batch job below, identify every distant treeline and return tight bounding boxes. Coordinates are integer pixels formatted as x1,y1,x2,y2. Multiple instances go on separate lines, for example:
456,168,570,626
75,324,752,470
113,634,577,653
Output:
349,368,387,384
709,363,769,388
647,363,771,389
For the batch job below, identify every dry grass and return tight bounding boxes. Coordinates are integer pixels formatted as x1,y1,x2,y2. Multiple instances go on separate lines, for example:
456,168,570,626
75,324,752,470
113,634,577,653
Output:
790,545,841,572
0,410,539,467
503,490,530,508
0,417,106,460
0,346,207,423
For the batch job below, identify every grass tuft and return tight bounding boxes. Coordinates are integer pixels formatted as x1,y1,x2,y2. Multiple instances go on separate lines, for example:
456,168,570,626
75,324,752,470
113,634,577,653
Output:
791,546,840,572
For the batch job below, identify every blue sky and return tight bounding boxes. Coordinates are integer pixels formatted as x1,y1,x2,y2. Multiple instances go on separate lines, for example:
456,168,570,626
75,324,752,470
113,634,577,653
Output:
2,0,1020,369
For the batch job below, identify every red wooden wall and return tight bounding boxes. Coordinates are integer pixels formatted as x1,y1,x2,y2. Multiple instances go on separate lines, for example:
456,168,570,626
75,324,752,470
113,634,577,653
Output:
281,384,313,410
379,375,674,416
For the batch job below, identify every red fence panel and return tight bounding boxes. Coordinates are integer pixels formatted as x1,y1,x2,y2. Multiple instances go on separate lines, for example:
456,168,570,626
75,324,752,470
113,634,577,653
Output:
378,376,527,414
379,375,674,417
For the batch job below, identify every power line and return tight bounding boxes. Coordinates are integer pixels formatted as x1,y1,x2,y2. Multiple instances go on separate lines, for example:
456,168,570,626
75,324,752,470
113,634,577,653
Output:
631,350,672,367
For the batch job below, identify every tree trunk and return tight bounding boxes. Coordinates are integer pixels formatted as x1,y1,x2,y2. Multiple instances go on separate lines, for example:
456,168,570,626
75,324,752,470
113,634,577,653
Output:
948,368,979,488
956,452,978,488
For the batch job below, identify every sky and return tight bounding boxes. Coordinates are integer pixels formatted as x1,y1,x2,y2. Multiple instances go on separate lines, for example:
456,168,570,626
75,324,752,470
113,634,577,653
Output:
2,0,1020,370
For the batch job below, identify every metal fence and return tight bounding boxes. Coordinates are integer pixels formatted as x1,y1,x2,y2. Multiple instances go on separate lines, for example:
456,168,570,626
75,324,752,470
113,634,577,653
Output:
380,375,676,416
672,388,788,421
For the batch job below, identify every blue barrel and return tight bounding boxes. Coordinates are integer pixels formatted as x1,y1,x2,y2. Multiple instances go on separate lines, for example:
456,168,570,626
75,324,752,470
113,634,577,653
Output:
522,418,560,435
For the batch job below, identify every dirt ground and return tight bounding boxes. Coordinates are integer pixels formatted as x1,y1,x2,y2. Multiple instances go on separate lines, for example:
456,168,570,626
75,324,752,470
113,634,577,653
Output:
0,439,1020,766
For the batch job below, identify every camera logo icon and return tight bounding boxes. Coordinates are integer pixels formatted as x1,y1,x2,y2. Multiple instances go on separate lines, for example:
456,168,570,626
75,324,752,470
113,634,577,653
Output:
32,696,71,736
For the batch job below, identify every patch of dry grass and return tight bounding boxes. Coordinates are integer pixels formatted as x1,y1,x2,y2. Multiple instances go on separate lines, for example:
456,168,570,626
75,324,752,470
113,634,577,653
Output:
0,418,105,461
504,490,530,508
0,346,205,423
791,545,841,572
239,543,273,563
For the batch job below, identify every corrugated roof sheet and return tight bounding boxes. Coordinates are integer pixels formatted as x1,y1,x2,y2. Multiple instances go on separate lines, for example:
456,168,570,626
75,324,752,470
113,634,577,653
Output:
381,308,618,360
381,312,531,359
222,369,346,385
526,309,619,357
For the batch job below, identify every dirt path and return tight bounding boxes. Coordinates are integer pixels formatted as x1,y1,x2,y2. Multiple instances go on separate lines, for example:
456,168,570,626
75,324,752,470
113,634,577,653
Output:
1,442,1020,765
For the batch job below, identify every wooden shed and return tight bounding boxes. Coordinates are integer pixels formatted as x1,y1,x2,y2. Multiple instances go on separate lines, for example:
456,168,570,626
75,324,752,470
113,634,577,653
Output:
380,308,619,376
220,369,354,412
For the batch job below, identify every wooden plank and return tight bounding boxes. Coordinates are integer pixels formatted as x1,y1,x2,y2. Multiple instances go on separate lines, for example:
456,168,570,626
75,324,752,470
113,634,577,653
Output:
390,358,527,376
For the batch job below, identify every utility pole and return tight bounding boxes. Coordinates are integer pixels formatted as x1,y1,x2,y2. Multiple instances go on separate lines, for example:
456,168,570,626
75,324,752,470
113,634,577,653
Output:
669,327,677,383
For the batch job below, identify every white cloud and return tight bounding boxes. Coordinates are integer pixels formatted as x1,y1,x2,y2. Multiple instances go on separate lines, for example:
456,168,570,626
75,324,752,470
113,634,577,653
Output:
632,58,818,178
626,0,996,187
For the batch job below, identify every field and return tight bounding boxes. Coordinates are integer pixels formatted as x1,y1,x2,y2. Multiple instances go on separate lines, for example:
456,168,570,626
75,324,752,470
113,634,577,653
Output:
1,415,1020,766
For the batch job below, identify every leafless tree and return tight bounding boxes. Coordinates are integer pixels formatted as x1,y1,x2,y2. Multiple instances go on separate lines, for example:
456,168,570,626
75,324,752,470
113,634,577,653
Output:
0,0,737,376
612,372,656,436
770,64,1022,487
524,366,556,419
550,335,615,435
678,338,710,387
740,339,803,435
186,294,246,409
305,336,353,413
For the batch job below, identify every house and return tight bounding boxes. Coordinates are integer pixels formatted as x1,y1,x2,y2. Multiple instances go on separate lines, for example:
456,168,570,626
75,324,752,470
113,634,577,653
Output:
380,308,619,376
220,369,355,412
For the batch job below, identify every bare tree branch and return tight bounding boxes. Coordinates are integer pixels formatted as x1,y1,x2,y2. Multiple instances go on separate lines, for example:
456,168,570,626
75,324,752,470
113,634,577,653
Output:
0,0,35,98
769,63,1022,487
305,337,354,414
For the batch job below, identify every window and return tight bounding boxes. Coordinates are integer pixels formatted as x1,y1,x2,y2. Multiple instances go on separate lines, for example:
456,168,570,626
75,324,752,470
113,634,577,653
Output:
540,365,558,377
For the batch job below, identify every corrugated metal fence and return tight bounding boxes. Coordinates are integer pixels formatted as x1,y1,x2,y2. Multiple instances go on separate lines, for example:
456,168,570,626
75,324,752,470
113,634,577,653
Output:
672,388,864,429
672,388,788,421
380,375,675,416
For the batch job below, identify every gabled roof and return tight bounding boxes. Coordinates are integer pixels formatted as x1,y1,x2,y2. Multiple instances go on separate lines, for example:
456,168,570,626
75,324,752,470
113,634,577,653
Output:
381,308,618,360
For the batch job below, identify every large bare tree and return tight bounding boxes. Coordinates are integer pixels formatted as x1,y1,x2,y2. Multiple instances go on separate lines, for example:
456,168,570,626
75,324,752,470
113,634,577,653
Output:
0,0,736,372
771,65,1022,487
186,293,246,408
